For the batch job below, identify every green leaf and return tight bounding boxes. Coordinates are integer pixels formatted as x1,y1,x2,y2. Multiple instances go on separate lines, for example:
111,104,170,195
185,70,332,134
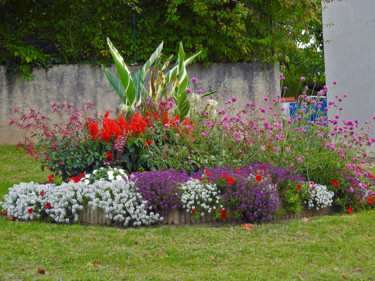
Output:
106,37,136,106
102,66,126,103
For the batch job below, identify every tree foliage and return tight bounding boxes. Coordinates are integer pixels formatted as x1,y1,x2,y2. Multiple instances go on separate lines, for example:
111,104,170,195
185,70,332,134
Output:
0,0,322,80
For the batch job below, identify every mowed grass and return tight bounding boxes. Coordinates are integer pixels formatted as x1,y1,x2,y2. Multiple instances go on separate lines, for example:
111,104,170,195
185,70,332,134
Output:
1,146,375,280
0,146,51,200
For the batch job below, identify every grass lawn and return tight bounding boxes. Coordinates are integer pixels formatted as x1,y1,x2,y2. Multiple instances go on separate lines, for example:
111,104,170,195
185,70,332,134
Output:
1,146,375,280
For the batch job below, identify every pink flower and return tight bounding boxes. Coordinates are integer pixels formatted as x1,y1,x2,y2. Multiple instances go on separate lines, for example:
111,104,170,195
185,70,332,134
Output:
231,97,237,102
300,77,305,82
186,88,192,94
297,158,303,163
333,81,337,85
191,77,197,83
197,90,203,94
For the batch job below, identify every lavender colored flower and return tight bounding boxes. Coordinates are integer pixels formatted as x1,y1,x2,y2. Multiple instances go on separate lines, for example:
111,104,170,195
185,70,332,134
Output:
131,170,190,215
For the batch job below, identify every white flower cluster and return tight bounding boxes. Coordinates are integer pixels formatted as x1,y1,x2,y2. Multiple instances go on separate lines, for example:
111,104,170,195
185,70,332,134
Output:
180,179,220,216
304,183,334,210
82,167,128,184
88,179,161,226
1,179,161,227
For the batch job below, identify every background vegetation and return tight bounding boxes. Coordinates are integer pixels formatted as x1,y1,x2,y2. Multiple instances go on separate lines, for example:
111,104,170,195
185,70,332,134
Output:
0,0,325,94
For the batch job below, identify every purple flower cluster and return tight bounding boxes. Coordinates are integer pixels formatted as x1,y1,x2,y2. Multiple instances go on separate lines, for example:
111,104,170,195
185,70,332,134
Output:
200,166,279,222
131,170,190,215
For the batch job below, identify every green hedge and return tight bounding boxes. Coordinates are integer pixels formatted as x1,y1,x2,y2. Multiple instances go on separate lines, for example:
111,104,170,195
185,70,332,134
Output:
0,0,322,80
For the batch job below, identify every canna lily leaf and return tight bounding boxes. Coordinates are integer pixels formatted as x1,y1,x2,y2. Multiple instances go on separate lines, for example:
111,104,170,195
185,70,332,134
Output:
107,37,136,106
102,66,126,103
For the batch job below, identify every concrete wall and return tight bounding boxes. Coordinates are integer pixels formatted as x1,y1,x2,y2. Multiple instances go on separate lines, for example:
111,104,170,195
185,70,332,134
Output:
322,0,375,130
0,63,280,145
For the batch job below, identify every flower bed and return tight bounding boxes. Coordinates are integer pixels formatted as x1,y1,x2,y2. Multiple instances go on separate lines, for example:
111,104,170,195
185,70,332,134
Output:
3,40,375,227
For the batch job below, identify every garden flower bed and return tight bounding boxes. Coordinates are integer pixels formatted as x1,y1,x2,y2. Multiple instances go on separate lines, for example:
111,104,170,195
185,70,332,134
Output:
2,40,375,227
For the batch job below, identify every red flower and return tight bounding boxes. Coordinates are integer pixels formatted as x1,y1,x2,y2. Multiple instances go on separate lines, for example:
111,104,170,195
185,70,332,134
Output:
105,151,112,160
360,199,364,204
227,177,234,185
80,173,85,178
331,180,339,187
371,174,375,179
28,208,33,214
297,185,301,191
192,209,196,214
200,177,204,181
219,208,223,212
236,169,242,172
368,198,374,205
347,206,353,214
262,165,266,169
357,166,361,171
220,210,227,220
48,174,54,182
40,190,45,197
222,174,227,179
45,202,51,209
205,170,211,177
256,173,262,182
68,176,81,183
145,140,153,149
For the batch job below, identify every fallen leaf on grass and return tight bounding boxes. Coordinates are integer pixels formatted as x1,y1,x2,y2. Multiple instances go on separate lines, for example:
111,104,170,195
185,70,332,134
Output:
158,249,164,254
93,259,100,265
341,274,348,279
358,258,362,262
33,246,38,250
302,217,312,222
357,249,361,254
241,224,254,231
8,216,15,221
126,263,130,268
1,209,7,215
37,268,45,275
209,256,216,261
94,264,102,268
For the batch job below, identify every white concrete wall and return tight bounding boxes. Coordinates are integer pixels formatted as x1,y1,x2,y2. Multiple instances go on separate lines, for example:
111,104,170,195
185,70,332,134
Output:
323,0,375,130
0,63,279,145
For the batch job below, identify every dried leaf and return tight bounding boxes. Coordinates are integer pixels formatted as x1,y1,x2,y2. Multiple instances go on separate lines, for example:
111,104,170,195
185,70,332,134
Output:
8,216,15,221
126,263,130,268
134,241,138,245
357,249,361,254
302,217,311,222
241,224,254,231
93,259,100,265
341,274,348,279
210,256,215,261
1,209,7,216
158,249,164,254
358,258,362,262
94,264,102,268
33,246,38,249
78,266,82,270
37,268,45,275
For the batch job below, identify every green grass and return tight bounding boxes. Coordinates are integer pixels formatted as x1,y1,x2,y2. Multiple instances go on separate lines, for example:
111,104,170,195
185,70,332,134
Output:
1,212,374,280
1,146,375,280
0,146,50,200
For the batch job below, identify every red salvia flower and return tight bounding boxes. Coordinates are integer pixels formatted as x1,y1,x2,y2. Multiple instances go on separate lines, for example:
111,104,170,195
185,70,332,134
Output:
331,180,339,187
28,208,33,214
145,140,153,149
297,185,301,191
40,190,45,197
68,176,81,183
347,206,353,214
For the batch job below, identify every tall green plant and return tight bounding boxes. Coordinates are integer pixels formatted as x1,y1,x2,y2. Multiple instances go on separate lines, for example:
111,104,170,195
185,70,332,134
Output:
102,38,200,119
